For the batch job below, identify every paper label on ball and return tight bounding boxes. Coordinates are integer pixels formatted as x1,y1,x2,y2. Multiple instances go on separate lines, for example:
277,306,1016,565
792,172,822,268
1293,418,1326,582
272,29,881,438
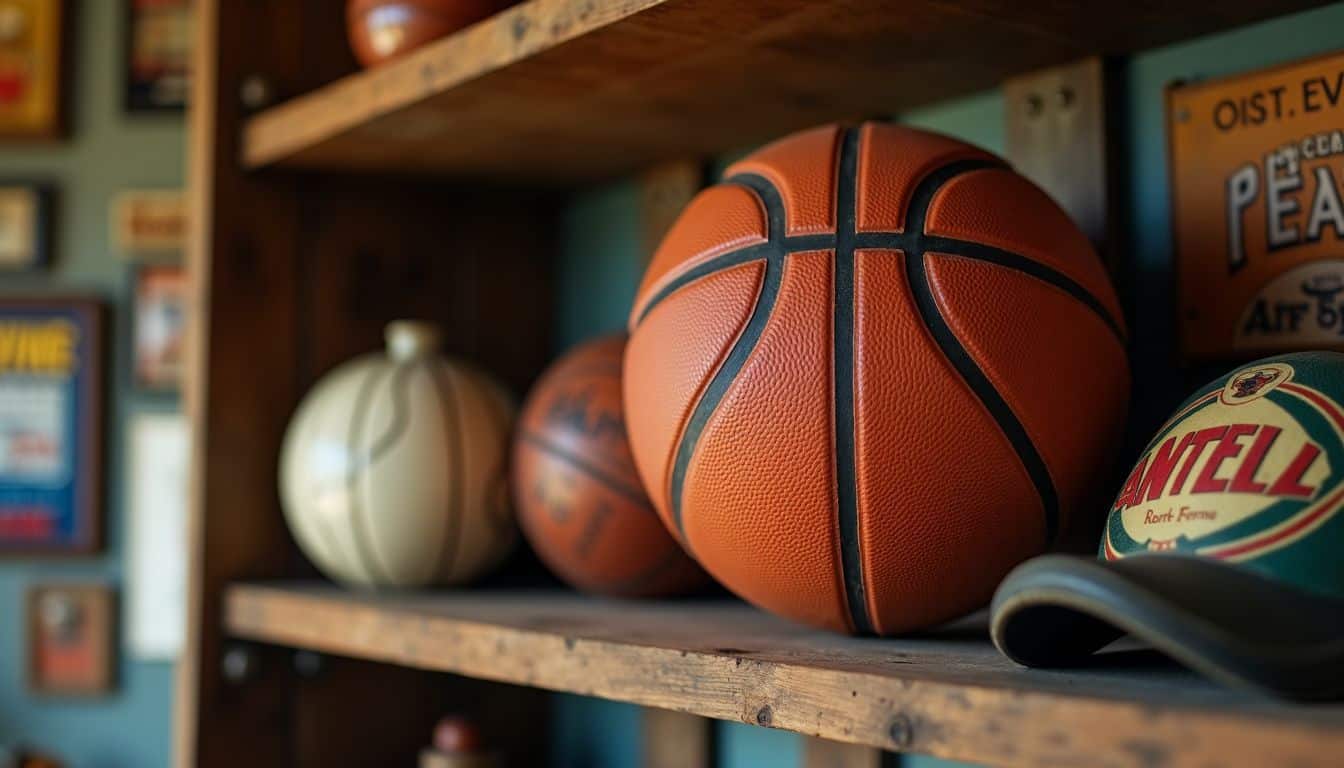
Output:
1104,358,1344,569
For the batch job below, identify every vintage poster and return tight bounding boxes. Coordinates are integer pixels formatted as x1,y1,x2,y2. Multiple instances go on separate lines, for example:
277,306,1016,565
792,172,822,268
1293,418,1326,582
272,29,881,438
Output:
126,0,192,111
0,0,65,138
0,299,102,553
112,188,185,255
133,264,186,390
0,182,50,269
1171,51,1344,360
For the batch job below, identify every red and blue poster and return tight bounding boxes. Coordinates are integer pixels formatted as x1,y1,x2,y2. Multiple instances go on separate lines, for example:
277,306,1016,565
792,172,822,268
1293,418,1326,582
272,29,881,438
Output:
0,298,102,553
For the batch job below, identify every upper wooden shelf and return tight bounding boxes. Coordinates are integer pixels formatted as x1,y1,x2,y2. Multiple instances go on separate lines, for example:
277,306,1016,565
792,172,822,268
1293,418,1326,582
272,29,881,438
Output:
226,583,1344,767
242,0,1327,181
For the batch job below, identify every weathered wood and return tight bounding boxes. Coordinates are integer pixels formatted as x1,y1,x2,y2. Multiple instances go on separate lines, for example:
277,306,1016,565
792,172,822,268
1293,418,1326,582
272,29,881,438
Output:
177,2,558,766
644,708,713,768
225,584,1344,768
1004,58,1116,263
638,160,704,262
802,737,886,768
241,0,1328,180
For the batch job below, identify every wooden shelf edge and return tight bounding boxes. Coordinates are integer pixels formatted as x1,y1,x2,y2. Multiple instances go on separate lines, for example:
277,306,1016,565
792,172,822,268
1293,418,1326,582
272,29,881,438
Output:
241,0,667,169
224,584,1344,767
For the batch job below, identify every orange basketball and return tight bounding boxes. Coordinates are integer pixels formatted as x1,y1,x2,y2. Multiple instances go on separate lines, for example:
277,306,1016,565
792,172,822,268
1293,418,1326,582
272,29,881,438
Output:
624,123,1130,634
513,335,706,597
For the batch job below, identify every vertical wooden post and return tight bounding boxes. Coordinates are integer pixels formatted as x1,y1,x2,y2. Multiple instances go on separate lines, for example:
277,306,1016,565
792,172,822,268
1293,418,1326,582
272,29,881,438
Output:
644,709,715,768
1004,58,1123,279
802,736,890,768
639,160,705,262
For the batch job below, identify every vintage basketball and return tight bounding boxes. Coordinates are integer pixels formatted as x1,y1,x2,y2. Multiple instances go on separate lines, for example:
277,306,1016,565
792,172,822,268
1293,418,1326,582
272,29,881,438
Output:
280,321,516,588
513,335,705,597
624,123,1130,634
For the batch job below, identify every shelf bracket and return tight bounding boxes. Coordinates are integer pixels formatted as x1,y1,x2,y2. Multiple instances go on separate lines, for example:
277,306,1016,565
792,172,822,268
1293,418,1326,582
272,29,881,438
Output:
1004,57,1123,279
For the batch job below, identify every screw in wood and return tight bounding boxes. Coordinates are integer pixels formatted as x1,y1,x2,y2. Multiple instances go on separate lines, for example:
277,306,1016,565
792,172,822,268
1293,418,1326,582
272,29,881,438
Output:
755,705,773,726
222,644,258,683
293,650,324,679
887,714,914,749
1025,93,1045,118
239,75,273,111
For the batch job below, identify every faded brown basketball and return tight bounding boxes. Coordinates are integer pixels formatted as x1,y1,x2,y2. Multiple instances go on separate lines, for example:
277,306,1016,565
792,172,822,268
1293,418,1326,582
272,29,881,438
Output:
513,335,706,597
624,123,1130,634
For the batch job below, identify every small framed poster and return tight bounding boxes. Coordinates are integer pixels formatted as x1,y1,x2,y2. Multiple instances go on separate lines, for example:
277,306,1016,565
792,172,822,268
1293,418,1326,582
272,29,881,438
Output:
125,0,192,112
0,181,51,269
132,264,187,391
0,0,67,139
27,583,116,695
112,189,185,256
1170,50,1344,360
0,298,103,554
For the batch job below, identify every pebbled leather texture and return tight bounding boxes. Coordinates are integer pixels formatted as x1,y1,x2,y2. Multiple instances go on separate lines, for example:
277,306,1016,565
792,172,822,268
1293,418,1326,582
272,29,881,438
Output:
852,249,1043,634
728,125,841,236
625,122,1130,634
631,185,768,323
625,263,764,530
856,122,996,233
925,168,1127,332
926,253,1131,549
682,251,851,631
514,335,707,597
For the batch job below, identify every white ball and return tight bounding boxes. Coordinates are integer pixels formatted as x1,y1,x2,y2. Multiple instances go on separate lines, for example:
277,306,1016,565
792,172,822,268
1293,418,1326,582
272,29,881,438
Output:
279,321,516,587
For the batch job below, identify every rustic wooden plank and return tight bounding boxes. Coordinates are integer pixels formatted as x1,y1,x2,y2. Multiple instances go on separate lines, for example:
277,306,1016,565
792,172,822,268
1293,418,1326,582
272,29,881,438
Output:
802,737,887,768
175,0,311,763
644,708,713,768
241,0,1328,180
225,584,1344,768
177,2,559,766
638,160,704,262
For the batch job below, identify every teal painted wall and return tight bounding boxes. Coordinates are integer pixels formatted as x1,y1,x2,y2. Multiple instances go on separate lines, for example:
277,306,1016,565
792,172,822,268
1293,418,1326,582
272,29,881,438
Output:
0,1,185,766
551,3,1344,766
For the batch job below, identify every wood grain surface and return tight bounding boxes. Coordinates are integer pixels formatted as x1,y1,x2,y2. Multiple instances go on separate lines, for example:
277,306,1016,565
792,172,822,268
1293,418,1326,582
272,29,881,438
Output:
241,0,1329,180
225,584,1344,768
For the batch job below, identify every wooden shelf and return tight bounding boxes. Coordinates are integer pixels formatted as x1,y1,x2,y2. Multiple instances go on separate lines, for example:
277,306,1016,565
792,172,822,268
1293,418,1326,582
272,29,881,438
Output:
242,0,1328,181
226,583,1344,767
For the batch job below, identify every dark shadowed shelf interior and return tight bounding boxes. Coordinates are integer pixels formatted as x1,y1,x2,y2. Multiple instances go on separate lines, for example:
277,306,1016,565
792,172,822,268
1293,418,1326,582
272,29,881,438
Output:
241,0,1330,181
225,583,1344,767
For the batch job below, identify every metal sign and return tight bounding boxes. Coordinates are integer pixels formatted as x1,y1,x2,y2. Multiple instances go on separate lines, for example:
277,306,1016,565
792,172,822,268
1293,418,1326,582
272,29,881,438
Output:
1170,51,1344,360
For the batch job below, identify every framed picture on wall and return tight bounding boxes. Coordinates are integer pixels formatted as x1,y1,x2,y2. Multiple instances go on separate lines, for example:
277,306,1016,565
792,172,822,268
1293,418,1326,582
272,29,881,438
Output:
111,188,185,256
125,0,192,112
26,583,116,695
0,0,68,139
0,297,103,555
132,263,187,391
0,181,51,270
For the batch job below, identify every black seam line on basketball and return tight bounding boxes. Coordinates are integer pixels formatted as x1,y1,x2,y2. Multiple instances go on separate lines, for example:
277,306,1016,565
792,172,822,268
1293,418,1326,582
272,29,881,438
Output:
903,160,1060,545
669,173,790,545
632,236,831,326
432,363,465,582
518,431,657,510
833,126,875,635
346,365,395,584
920,235,1126,345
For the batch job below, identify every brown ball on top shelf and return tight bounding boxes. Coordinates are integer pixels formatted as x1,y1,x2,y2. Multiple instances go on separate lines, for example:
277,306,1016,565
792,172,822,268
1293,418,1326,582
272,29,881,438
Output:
347,0,517,67
512,335,708,598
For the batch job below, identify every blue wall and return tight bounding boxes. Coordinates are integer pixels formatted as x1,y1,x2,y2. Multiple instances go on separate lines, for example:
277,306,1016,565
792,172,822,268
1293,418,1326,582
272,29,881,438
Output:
0,2,185,766
551,3,1344,766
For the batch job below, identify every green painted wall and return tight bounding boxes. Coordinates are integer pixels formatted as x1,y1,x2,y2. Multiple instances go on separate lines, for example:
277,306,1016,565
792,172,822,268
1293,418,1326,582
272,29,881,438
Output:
551,3,1344,766
0,1,185,766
